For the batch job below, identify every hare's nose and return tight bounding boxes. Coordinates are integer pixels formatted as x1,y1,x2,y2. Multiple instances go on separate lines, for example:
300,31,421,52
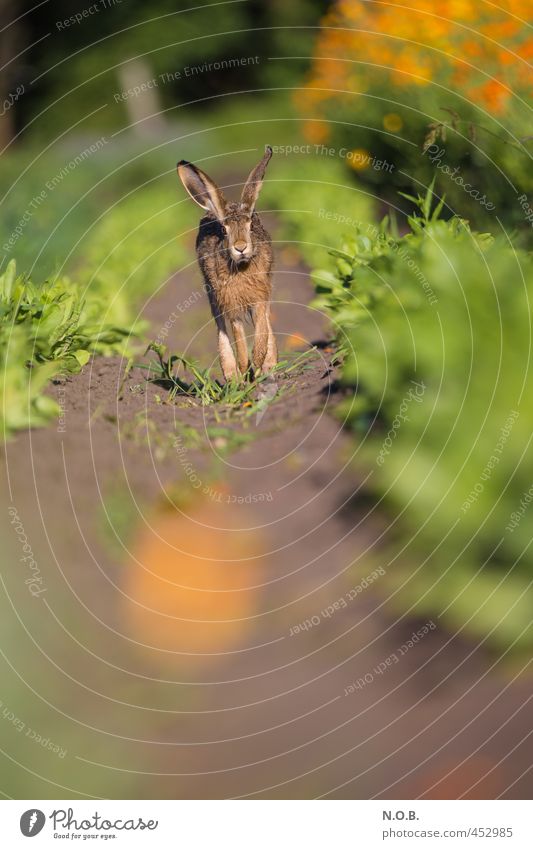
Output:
234,241,247,253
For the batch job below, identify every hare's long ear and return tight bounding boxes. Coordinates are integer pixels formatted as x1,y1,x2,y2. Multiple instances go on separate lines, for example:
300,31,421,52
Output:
240,146,272,212
177,160,226,220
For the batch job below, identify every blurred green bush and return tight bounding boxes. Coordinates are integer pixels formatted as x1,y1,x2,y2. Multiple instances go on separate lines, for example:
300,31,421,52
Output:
262,153,376,267
304,90,533,231
19,0,326,140
312,186,533,652
0,260,132,437
0,139,192,438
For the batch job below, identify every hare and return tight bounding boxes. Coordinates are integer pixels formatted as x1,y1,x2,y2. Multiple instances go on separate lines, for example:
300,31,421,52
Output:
177,147,276,381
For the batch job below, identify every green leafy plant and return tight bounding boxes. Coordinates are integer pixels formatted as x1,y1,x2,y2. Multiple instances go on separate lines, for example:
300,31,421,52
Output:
138,342,315,417
261,155,376,269
311,185,533,653
0,260,134,438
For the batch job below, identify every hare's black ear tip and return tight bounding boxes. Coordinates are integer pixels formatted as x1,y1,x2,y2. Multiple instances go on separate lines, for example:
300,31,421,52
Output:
266,145,273,155
177,160,189,169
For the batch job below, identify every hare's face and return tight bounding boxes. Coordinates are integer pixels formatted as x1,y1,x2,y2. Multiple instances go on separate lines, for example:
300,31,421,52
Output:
223,203,253,265
177,146,272,267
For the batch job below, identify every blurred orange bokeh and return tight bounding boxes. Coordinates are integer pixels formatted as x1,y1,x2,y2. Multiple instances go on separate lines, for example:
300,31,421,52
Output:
123,498,263,664
302,0,532,116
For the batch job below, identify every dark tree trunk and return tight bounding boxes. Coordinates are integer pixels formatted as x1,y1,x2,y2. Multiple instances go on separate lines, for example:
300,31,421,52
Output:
0,0,22,149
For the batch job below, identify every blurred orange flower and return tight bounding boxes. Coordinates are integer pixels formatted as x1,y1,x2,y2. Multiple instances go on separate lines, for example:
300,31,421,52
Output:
300,0,532,117
124,501,263,665
347,148,371,170
383,113,404,133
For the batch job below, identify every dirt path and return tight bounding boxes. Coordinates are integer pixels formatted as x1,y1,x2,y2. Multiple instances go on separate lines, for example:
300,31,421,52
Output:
1,225,531,800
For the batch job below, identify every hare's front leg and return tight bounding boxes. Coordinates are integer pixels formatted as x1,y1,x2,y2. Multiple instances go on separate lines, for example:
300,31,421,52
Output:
215,314,238,381
264,316,277,372
253,302,277,375
230,318,250,375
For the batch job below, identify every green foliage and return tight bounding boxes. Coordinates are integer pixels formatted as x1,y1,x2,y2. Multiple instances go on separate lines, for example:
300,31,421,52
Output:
305,90,533,230
0,137,186,280
0,136,192,438
314,186,533,651
261,155,376,267
140,341,312,413
141,341,265,407
24,0,325,140
75,182,187,329
0,260,132,438
174,421,257,456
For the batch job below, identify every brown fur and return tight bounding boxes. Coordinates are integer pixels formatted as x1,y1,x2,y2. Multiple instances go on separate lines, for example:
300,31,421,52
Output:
177,148,276,381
